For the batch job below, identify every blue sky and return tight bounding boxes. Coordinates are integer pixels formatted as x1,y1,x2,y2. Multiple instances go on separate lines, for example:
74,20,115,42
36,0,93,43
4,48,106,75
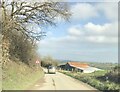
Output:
37,2,118,63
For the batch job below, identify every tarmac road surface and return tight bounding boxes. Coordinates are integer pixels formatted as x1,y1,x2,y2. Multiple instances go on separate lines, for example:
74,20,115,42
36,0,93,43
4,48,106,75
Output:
29,72,97,90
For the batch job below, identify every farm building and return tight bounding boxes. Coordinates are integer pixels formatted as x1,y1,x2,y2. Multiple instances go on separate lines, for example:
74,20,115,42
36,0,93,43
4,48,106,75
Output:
58,64,65,70
59,62,101,73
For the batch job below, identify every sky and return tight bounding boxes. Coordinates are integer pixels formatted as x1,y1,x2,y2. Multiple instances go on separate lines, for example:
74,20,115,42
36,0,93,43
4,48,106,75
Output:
37,1,118,63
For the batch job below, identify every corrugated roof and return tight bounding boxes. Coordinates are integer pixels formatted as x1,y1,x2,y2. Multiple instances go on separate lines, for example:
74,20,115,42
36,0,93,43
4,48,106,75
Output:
68,62,89,68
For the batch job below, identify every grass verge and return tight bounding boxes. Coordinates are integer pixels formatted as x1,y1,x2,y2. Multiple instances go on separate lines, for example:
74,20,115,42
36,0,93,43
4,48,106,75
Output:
59,70,120,91
2,61,44,90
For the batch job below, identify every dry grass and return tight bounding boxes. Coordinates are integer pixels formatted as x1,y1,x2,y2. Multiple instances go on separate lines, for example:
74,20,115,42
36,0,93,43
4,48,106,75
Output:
2,61,44,90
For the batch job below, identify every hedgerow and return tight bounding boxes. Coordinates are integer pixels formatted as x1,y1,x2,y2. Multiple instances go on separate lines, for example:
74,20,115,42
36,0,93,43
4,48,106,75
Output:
60,71,120,91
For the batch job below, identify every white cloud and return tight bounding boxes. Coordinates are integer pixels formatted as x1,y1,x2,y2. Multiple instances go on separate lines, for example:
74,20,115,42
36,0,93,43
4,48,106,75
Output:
87,36,118,43
68,25,84,36
71,3,98,20
39,21,118,45
84,22,118,37
58,22,118,43
96,2,118,21
70,2,118,22
84,22,110,33
37,2,118,62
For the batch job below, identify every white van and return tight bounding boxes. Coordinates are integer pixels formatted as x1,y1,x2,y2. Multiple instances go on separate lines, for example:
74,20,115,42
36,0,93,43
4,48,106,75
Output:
48,66,56,74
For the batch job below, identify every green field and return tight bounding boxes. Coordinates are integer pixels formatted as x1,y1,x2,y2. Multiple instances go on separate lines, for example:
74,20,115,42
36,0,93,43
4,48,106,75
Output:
88,62,118,70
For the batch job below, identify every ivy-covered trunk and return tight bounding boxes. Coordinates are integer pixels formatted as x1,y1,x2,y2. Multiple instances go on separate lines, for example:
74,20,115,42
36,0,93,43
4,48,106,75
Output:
0,34,2,67
2,34,10,67
1,4,11,67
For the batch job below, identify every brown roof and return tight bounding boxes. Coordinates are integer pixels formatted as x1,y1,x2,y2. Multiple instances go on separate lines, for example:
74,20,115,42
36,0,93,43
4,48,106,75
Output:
68,62,89,68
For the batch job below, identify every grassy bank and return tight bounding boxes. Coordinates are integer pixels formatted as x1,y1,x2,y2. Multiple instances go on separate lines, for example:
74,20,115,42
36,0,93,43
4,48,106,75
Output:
60,70,120,91
2,61,44,90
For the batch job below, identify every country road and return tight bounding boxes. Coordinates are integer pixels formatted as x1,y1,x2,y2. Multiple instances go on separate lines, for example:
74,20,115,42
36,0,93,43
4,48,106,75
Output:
29,72,97,90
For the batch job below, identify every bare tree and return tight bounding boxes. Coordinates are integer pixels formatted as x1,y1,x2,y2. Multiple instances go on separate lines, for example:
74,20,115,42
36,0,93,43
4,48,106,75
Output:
0,0,70,65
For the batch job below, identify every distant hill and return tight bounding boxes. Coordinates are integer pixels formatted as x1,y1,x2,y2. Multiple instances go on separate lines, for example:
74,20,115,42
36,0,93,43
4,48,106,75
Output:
57,59,70,65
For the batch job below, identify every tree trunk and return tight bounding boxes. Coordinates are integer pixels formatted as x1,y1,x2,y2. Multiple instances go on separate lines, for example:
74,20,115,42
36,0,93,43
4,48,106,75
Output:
1,5,11,67
0,34,2,68
2,34,10,67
